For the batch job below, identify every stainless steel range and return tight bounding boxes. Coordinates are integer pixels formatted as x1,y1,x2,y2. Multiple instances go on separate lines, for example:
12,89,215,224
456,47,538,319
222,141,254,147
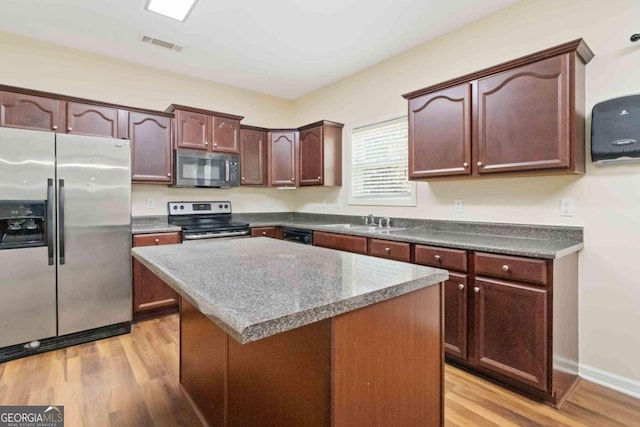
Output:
168,201,250,241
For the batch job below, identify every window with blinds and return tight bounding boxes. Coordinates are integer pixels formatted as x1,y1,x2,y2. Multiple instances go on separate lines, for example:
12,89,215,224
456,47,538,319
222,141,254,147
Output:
349,117,415,206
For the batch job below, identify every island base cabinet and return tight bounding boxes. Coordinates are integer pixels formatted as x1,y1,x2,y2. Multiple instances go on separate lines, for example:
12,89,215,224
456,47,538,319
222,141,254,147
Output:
179,284,443,427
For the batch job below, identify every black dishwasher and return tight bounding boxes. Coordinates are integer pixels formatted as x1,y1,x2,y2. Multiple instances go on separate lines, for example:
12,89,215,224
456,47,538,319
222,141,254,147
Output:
282,227,313,245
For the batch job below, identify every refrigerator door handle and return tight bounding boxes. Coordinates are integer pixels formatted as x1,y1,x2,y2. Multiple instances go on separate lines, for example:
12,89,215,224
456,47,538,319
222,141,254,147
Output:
58,178,65,265
47,178,55,266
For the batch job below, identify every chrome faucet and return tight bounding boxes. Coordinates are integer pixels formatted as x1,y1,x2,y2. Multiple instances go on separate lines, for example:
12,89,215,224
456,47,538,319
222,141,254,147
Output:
380,217,391,227
365,214,375,225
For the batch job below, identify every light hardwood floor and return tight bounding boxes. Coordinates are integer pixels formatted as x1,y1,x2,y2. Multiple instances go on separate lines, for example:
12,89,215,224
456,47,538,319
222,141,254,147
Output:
1,314,639,426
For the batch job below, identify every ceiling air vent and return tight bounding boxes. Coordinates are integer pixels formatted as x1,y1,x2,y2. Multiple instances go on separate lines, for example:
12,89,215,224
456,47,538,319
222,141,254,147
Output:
141,35,183,52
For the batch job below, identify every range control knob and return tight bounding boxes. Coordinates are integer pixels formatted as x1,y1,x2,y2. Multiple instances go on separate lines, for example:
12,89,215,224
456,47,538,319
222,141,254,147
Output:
225,204,229,208
219,204,223,208
173,206,177,210
180,205,184,210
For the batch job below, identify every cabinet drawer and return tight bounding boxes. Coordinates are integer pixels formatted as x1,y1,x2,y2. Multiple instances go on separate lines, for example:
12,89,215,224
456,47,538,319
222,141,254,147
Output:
133,232,182,247
251,227,283,239
414,245,467,272
369,239,411,262
474,252,548,286
313,231,367,254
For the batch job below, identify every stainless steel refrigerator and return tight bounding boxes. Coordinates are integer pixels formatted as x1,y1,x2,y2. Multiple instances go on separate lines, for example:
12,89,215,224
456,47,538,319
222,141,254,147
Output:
0,127,131,351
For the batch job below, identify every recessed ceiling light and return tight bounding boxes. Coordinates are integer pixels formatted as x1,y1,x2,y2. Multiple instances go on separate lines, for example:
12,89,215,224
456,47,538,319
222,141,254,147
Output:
145,0,198,22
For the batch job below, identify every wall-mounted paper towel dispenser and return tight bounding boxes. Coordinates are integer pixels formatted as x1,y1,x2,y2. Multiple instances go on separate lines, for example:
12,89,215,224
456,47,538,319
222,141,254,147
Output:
591,95,640,164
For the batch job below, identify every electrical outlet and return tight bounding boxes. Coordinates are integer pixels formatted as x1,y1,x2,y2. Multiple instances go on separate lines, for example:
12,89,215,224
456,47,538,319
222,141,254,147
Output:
560,198,574,217
146,198,154,209
454,199,463,213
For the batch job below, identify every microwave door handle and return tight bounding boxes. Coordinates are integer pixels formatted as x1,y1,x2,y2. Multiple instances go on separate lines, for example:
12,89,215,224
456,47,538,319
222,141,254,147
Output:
225,159,230,182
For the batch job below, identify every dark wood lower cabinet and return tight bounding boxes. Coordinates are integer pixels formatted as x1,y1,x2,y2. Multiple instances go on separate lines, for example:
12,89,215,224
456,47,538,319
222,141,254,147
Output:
313,231,368,254
250,226,283,239
473,277,548,391
132,232,181,321
180,285,443,427
444,272,468,359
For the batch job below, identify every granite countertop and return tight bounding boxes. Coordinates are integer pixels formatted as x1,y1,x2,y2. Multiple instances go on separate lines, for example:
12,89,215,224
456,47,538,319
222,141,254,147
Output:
233,213,584,259
132,238,447,344
131,216,182,234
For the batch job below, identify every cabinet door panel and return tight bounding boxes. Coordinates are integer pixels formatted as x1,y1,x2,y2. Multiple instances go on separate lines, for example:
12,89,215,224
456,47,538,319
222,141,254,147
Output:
132,232,181,320
299,126,323,185
66,102,119,138
130,112,172,183
473,277,548,391
445,272,467,359
368,239,411,262
313,231,367,254
0,92,64,132
476,55,570,173
268,131,298,186
251,227,283,239
240,128,267,185
212,117,240,153
409,84,471,178
176,110,210,150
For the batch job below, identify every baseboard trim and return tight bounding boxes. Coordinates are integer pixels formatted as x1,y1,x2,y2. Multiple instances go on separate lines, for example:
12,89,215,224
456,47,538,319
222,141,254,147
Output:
580,364,640,399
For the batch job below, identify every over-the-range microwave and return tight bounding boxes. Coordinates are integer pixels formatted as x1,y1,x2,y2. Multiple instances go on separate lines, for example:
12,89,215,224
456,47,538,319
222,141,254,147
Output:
173,149,240,188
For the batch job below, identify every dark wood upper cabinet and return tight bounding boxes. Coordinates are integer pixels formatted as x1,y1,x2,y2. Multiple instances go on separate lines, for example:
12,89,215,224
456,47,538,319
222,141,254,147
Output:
408,84,471,178
175,109,210,150
0,91,64,132
167,104,244,153
268,130,298,187
213,117,240,153
472,277,548,391
130,112,172,184
240,125,267,185
476,55,570,174
298,121,343,186
299,126,323,185
403,39,593,180
66,102,126,139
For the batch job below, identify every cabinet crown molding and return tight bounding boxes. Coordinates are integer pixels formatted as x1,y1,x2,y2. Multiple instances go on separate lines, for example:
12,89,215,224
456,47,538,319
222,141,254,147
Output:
402,39,593,100
165,103,244,121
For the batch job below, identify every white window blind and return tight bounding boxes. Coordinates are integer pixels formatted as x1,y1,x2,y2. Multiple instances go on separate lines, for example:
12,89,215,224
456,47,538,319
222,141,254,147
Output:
350,117,414,205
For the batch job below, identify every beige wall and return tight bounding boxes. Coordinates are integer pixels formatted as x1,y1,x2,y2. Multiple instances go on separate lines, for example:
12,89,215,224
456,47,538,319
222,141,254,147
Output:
1,0,639,395
292,0,640,394
0,31,298,215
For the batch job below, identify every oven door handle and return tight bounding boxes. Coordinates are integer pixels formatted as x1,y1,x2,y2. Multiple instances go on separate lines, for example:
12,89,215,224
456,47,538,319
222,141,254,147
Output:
183,230,250,240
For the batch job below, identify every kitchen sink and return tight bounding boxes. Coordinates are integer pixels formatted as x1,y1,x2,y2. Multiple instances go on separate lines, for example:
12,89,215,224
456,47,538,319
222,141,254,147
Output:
320,224,405,233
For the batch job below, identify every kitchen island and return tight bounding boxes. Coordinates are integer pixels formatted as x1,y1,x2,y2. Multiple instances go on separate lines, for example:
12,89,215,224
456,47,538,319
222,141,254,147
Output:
132,238,448,427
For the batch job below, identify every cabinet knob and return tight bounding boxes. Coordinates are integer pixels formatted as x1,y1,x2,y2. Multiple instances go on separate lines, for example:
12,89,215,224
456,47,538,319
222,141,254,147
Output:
242,177,246,181
262,231,267,235
458,283,465,290
214,143,218,147
290,178,294,182
474,287,480,293
502,264,510,271
154,238,160,244
477,161,483,167
67,127,72,132
205,141,209,146
384,247,391,253
167,173,171,177
434,254,441,261
463,162,468,167
317,176,321,180
52,125,58,130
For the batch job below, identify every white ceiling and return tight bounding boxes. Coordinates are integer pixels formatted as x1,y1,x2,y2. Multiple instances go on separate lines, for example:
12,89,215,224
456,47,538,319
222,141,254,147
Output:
0,0,521,99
